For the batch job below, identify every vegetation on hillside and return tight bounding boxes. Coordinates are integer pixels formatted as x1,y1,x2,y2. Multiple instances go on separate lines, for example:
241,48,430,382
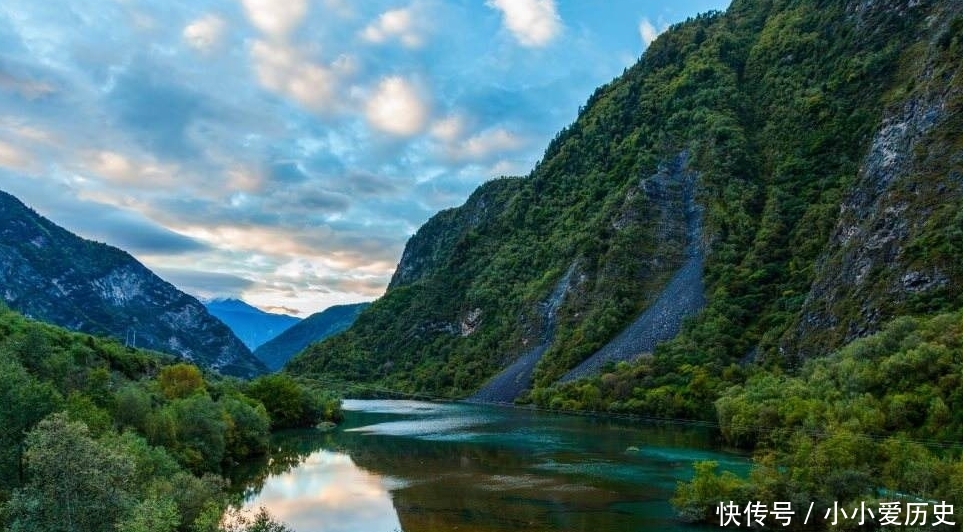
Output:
674,311,963,527
0,307,337,531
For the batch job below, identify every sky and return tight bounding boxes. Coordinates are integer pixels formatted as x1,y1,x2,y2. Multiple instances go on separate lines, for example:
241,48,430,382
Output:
0,0,731,316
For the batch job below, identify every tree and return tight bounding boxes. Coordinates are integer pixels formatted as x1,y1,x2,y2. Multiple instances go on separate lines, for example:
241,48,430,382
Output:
245,374,320,429
5,413,134,532
116,495,180,532
220,507,293,532
166,395,228,472
0,357,61,491
158,363,206,400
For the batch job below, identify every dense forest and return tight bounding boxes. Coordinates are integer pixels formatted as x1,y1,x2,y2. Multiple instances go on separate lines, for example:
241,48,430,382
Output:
0,306,338,532
674,311,963,528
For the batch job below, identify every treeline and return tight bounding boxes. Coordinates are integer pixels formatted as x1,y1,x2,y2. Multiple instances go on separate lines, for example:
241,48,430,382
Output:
0,307,338,532
673,311,963,529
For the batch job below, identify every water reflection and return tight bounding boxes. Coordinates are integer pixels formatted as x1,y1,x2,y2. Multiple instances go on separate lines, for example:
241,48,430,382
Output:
241,449,403,532
236,400,745,532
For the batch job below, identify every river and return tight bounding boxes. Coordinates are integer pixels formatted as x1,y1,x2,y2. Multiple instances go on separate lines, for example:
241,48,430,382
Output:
232,400,747,532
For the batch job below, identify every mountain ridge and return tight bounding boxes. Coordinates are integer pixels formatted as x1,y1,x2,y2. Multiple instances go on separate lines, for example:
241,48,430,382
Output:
204,298,300,351
0,190,267,377
257,302,369,372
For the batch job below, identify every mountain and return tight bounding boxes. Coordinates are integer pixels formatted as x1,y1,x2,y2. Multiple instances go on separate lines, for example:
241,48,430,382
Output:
254,303,369,371
0,190,267,377
204,298,300,351
288,0,963,411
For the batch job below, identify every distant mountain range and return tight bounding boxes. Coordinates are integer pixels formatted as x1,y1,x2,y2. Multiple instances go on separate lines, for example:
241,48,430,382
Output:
0,190,267,377
204,298,300,351
254,303,369,371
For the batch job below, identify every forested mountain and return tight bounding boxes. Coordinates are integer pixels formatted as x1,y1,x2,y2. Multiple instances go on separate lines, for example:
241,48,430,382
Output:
288,0,963,415
205,298,300,351
255,303,369,371
0,191,267,377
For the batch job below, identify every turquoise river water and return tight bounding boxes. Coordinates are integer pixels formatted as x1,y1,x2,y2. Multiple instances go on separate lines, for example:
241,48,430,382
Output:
232,399,747,532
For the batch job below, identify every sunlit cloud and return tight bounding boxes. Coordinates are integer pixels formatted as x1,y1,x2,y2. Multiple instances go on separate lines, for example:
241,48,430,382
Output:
240,0,308,39
430,114,466,143
446,128,526,162
0,141,31,170
361,5,426,49
249,40,355,113
364,76,429,137
486,0,562,47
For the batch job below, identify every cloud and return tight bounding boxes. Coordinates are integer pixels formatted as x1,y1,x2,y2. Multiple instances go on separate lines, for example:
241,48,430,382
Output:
250,40,354,113
430,115,466,143
82,150,181,188
108,67,212,158
445,127,525,162
364,76,429,136
240,0,308,39
361,6,424,49
639,18,664,48
0,140,30,169
183,14,227,53
0,72,56,100
486,0,561,47
91,217,210,255
153,267,255,299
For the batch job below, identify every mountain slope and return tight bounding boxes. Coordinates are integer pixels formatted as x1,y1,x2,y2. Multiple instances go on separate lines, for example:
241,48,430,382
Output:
255,303,369,371
289,0,963,409
0,191,267,377
205,298,300,351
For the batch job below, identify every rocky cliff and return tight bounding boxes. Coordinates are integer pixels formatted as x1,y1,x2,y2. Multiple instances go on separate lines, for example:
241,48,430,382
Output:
0,190,267,377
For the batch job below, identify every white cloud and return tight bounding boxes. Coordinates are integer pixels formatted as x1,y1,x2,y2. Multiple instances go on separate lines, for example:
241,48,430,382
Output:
250,40,355,113
446,128,525,161
183,14,226,52
486,0,561,47
361,6,424,48
240,0,308,38
639,18,664,48
364,76,429,137
76,150,183,191
429,115,466,143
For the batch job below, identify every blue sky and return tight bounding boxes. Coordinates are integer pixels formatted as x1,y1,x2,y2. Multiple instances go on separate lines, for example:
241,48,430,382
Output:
0,0,730,316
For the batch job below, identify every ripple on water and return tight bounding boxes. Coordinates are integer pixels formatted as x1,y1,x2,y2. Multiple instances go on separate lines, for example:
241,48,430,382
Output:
341,399,460,415
345,415,495,438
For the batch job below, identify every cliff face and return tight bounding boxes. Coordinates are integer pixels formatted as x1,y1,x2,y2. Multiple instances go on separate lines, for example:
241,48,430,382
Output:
785,8,963,360
0,191,267,377
290,0,963,402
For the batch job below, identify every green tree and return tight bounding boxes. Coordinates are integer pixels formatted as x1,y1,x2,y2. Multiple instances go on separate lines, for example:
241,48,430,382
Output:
166,395,228,472
0,357,61,492
5,413,133,532
158,363,206,400
116,495,180,532
246,374,320,429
